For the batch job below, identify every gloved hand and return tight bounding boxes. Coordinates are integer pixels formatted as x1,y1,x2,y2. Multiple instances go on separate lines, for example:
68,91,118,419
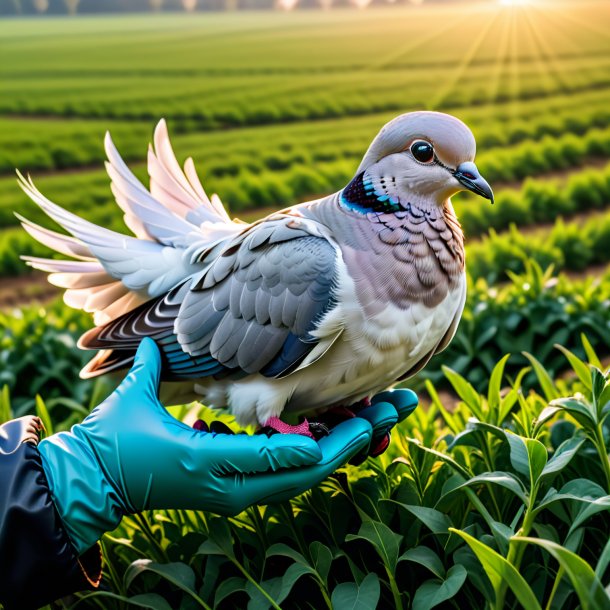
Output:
38,338,418,556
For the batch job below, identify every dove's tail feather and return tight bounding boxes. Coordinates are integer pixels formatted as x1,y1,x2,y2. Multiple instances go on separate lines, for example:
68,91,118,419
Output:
16,119,250,327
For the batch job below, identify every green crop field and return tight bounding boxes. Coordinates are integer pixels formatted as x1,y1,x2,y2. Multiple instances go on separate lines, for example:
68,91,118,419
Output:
2,2,610,609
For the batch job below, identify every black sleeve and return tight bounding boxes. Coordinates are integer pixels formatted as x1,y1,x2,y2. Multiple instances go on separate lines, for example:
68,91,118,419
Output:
0,419,102,610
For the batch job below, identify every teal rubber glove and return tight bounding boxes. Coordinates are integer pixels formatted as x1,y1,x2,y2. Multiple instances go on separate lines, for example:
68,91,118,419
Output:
39,338,413,556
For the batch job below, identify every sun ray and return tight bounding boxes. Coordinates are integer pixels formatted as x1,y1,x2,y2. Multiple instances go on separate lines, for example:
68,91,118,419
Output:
429,8,501,110
518,6,561,95
487,8,514,105
529,2,607,87
522,5,572,93
539,2,610,44
366,12,470,73
506,3,521,124
523,5,564,92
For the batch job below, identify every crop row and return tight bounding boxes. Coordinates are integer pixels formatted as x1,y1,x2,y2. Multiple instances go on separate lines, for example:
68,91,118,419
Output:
3,4,608,74
3,89,610,175
458,161,610,236
3,56,609,129
3,268,610,610
1,122,609,243
468,211,610,282
1,161,609,281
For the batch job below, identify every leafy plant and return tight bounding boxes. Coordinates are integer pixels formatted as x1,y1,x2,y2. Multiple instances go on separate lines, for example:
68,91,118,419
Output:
15,339,602,610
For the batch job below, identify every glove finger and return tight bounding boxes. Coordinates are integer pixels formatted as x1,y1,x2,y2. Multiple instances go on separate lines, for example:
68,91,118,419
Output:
357,402,398,438
123,337,163,401
349,401,397,463
371,389,418,422
214,431,322,474
232,418,372,509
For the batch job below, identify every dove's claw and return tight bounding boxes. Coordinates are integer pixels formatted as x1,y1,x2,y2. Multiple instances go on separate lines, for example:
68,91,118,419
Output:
307,421,330,440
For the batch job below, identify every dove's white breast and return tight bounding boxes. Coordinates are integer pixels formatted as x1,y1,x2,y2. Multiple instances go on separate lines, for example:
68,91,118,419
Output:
217,259,466,426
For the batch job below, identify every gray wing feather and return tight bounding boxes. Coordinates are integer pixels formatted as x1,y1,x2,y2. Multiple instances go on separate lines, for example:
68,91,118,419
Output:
80,220,338,379
176,225,338,375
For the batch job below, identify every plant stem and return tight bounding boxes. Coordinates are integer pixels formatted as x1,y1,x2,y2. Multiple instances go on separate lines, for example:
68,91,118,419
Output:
133,512,168,562
231,557,282,610
494,495,537,610
545,565,564,610
386,568,405,610
594,423,610,493
99,539,124,595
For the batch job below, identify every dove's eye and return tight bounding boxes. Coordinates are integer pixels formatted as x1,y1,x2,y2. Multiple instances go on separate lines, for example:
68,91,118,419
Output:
410,140,435,164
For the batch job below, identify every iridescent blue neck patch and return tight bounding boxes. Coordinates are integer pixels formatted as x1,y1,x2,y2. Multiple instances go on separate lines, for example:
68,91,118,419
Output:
340,172,403,214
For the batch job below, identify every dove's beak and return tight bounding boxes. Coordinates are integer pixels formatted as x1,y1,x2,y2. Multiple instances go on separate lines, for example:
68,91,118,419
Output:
453,162,494,204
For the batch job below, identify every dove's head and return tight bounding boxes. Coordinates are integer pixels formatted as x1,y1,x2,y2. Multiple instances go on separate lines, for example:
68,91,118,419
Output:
354,111,493,207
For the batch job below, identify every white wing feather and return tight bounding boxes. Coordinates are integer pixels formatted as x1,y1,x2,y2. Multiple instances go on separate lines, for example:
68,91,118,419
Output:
17,120,248,324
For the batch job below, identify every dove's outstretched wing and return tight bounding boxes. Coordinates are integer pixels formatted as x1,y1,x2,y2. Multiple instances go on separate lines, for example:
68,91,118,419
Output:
18,120,246,325
77,219,341,381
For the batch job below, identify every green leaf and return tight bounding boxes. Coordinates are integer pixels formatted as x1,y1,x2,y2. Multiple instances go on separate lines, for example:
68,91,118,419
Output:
35,394,53,436
69,591,174,610
465,418,509,443
438,474,513,553
498,386,520,426
555,344,593,390
550,396,597,429
331,573,380,610
449,471,529,505
513,537,610,610
266,543,308,566
567,495,610,538
412,565,467,610
247,564,313,608
425,379,460,435
0,385,12,424
346,520,403,572
390,502,452,535
399,546,445,579
505,432,547,484
450,528,542,610
580,334,602,368
266,542,323,583
124,560,208,608
442,366,484,419
196,519,235,560
595,537,610,581
534,406,563,435
129,594,174,610
535,479,606,515
310,541,333,583
403,439,472,480
523,352,560,401
488,354,511,415
214,577,247,607
539,435,585,484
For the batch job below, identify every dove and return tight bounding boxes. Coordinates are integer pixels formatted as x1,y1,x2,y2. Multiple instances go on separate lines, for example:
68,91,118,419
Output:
17,112,493,435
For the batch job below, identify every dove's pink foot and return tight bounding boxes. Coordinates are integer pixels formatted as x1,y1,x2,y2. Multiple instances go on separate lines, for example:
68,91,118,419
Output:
261,416,316,439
